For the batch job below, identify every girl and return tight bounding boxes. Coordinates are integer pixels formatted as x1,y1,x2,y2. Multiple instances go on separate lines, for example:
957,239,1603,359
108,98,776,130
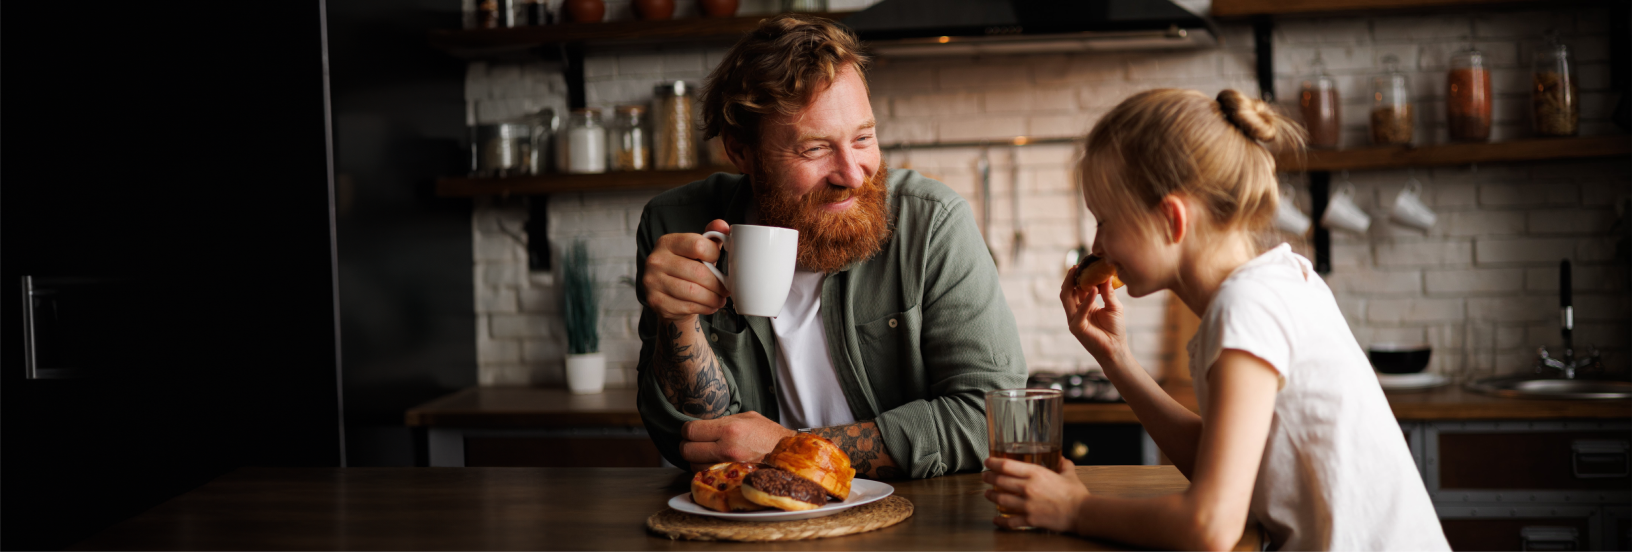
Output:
982,89,1448,550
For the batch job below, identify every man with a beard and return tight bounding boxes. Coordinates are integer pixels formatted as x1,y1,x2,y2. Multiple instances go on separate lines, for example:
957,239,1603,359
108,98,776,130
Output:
634,15,1025,480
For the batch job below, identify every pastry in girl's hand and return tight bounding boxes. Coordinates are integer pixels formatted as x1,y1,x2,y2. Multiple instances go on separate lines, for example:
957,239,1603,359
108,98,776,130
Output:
740,468,830,511
690,462,768,512
1075,254,1125,291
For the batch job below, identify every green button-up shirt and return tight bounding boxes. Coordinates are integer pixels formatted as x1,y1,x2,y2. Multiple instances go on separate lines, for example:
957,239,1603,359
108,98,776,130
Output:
634,169,1027,479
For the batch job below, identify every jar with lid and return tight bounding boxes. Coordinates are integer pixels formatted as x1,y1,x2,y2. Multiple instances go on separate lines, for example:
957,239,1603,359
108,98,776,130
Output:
653,81,699,170
1369,54,1414,145
1532,34,1578,137
1299,52,1341,149
609,105,650,171
561,108,607,174
1447,47,1492,142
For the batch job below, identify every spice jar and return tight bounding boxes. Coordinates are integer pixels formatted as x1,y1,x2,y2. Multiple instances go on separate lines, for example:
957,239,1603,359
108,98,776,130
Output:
1299,52,1341,149
1447,47,1492,142
1532,35,1579,137
609,105,650,171
653,81,699,170
562,108,607,174
1370,54,1414,145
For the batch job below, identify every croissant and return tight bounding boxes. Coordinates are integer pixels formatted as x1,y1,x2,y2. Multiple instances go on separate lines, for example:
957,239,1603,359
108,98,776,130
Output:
763,433,855,500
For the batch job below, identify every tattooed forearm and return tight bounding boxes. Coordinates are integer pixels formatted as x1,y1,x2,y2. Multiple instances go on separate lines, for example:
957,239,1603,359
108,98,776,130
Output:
812,421,904,480
654,316,731,419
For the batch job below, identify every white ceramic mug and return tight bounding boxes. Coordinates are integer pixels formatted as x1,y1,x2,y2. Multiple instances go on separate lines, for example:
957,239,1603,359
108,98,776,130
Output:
701,224,799,318
1274,183,1312,235
1390,179,1437,231
1321,184,1371,234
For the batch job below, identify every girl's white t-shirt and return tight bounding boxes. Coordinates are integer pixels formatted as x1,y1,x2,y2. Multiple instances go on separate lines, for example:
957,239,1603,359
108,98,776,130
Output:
1187,244,1449,551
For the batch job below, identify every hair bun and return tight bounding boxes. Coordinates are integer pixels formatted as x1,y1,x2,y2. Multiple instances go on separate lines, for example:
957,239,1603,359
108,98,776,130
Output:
1217,89,1277,142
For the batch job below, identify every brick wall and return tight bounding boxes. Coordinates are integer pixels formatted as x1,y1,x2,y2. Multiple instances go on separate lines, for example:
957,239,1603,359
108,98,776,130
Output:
468,4,1629,386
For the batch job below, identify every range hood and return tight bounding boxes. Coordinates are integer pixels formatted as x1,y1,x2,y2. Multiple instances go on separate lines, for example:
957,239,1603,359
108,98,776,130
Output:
842,0,1219,57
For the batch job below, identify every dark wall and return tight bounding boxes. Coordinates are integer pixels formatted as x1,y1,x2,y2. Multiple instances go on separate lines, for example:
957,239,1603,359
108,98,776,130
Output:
326,0,477,466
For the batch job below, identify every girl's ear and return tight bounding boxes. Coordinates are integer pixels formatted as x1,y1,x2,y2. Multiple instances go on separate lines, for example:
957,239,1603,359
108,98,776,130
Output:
1159,195,1188,245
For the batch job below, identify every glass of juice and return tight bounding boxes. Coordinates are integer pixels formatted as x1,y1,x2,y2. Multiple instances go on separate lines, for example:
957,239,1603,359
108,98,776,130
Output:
985,388,1064,517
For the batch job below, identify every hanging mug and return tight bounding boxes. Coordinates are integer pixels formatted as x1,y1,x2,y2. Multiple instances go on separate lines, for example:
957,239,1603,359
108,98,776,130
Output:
1390,178,1437,231
1321,183,1371,234
1274,183,1312,235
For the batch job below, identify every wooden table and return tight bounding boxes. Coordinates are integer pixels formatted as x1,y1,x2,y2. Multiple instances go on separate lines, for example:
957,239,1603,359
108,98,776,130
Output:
74,466,1260,551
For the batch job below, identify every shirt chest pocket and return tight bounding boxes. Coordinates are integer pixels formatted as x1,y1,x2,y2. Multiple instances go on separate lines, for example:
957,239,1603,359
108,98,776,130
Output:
854,305,922,406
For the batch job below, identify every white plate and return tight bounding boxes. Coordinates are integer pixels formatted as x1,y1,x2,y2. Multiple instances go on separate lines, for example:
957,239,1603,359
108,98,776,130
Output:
1377,372,1448,391
667,478,894,522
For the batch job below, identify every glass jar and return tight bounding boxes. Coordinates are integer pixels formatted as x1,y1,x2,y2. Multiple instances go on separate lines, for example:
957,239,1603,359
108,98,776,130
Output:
523,107,559,174
1447,47,1492,142
1532,36,1579,137
1370,54,1414,145
561,108,607,174
653,81,699,170
609,105,650,171
782,0,827,11
1299,52,1341,149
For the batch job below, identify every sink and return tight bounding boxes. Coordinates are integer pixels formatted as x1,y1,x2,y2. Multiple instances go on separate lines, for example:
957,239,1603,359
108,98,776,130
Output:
1467,375,1632,400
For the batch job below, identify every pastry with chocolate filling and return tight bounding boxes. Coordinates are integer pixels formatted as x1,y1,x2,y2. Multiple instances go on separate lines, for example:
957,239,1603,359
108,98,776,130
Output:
1074,254,1124,291
740,468,830,511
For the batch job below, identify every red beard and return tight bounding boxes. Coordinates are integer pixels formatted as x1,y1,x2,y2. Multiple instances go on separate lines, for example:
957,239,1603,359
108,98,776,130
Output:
752,160,892,274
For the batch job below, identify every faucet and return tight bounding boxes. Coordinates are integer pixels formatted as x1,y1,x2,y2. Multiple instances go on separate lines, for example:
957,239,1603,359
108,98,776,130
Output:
1536,345,1602,380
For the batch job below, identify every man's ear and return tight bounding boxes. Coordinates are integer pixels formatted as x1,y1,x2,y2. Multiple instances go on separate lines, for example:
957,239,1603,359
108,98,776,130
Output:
1159,195,1188,245
721,133,755,175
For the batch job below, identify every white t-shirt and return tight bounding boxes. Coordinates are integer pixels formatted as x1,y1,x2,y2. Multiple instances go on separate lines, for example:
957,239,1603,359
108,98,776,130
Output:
1187,244,1448,551
769,269,855,430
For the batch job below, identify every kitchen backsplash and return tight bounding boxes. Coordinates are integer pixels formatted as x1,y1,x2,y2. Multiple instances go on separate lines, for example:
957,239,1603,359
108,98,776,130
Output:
468,4,1629,387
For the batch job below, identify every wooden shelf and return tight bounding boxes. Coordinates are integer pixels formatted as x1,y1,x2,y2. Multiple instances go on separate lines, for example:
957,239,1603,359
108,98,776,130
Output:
1212,0,1542,17
1274,135,1631,172
430,13,848,53
437,166,737,196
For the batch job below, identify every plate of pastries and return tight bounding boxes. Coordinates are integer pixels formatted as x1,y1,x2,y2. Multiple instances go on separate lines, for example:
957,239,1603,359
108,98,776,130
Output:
668,433,894,522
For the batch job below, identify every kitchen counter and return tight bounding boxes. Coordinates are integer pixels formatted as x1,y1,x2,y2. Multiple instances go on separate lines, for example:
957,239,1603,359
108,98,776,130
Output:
405,381,1630,430
72,466,1260,551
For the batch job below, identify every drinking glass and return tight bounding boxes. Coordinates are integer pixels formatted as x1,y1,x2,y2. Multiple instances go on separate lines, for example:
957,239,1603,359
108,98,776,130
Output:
985,388,1063,516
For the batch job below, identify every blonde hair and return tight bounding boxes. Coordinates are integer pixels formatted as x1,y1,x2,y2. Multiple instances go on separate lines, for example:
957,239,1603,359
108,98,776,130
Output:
1079,89,1304,250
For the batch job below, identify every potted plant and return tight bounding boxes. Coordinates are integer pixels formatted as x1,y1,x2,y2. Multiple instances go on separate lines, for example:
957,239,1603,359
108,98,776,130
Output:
562,239,604,394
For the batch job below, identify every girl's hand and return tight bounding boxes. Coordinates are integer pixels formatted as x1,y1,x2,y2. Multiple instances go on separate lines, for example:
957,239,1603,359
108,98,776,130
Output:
1059,268,1131,365
982,456,1090,533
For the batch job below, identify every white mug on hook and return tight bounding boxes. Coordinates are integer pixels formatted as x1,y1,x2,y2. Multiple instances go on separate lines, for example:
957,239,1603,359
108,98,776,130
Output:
1274,183,1312,235
1321,183,1371,234
1391,179,1437,231
700,224,799,318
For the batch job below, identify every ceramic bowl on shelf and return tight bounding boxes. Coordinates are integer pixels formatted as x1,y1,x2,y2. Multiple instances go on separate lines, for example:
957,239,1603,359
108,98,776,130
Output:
1367,343,1432,374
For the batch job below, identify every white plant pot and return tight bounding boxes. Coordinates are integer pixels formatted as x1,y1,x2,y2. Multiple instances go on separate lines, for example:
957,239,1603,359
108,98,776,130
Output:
566,352,606,394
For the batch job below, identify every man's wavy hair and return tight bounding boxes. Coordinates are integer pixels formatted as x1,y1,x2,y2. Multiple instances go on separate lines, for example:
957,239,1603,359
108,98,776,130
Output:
701,14,870,148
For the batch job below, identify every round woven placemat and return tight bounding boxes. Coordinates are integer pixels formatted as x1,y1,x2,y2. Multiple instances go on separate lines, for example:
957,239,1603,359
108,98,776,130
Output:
646,496,913,542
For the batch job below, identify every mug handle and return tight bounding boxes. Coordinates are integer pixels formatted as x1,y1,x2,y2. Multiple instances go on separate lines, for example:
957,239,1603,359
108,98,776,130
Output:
699,230,730,289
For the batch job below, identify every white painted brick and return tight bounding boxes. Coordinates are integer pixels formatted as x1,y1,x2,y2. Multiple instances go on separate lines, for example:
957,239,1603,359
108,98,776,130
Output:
940,116,1026,142
940,64,1031,89
1472,10,1575,39
1029,113,1095,139
1325,269,1424,295
478,337,522,363
1275,43,1373,76
1057,55,1127,83
492,313,553,338
1468,295,1554,322
1368,297,1464,323
519,285,561,313
1529,208,1616,234
1526,265,1626,292
1375,241,1473,267
1330,243,1373,269
1127,52,1218,81
663,52,706,74
1274,18,1371,45
1358,326,1430,347
478,286,519,313
1445,211,1525,237
893,92,980,117
1577,237,1618,262
1575,294,1630,322
878,118,937,145
584,55,617,79
866,66,936,94
1578,62,1613,91
1373,15,1472,42
1475,237,1576,264
618,53,664,76
1425,268,1525,294
1480,181,1579,206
